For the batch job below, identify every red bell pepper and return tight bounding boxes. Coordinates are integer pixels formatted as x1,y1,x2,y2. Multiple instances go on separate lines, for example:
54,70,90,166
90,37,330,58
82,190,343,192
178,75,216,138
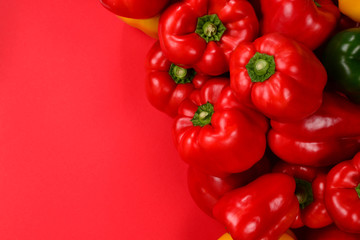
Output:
294,225,360,240
188,154,271,217
260,0,340,50
158,0,259,76
268,92,360,167
213,173,299,240
173,78,268,177
145,41,210,117
230,33,327,122
272,161,332,229
100,0,170,19
325,152,360,233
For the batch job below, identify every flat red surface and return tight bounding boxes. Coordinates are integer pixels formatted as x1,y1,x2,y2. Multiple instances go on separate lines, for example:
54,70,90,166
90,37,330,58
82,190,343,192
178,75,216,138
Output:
0,1,224,239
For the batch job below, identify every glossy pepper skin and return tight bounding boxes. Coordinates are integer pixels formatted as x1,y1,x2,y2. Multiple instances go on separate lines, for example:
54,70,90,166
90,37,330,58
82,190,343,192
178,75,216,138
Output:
173,78,268,177
323,28,360,104
213,173,299,240
325,152,360,233
295,225,360,240
187,155,271,217
268,92,360,167
273,162,332,229
145,41,210,117
339,0,360,22
158,0,259,76
260,0,340,50
100,0,169,19
230,33,327,122
218,230,297,240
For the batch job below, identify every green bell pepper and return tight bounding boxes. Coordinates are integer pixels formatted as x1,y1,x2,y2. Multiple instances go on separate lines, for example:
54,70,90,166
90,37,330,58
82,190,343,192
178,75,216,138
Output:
323,28,360,104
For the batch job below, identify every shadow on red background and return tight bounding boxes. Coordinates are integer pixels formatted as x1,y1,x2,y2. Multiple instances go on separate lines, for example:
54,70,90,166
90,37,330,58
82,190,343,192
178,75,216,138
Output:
0,1,224,239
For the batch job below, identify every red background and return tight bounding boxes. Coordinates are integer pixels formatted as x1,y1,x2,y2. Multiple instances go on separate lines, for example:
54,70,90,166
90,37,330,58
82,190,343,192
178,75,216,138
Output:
0,1,225,239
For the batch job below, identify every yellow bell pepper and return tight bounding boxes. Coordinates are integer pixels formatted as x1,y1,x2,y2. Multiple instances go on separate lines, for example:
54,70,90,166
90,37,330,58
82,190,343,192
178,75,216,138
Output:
218,233,232,240
339,0,360,22
118,15,159,39
218,230,297,240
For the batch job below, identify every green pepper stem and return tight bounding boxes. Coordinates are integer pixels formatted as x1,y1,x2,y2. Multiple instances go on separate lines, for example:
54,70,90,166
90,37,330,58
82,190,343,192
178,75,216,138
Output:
199,111,209,120
203,22,217,37
356,183,360,199
174,67,187,78
169,64,196,84
254,59,270,76
313,0,321,7
191,102,214,127
195,14,226,43
295,178,314,209
246,52,276,83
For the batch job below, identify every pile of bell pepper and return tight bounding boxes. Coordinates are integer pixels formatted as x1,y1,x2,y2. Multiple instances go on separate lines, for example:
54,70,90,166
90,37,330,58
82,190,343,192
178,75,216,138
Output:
100,0,360,239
